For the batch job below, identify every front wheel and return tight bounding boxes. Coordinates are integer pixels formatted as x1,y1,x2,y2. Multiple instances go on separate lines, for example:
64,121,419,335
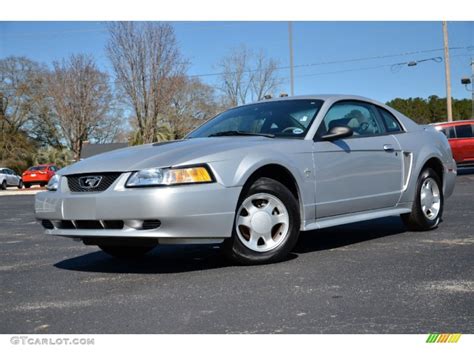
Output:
17,180,23,189
24,183,31,189
401,167,443,231
98,245,155,259
224,177,300,265
0,180,6,190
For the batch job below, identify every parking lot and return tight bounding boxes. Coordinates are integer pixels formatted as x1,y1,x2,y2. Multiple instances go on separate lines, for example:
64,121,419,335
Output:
0,169,473,334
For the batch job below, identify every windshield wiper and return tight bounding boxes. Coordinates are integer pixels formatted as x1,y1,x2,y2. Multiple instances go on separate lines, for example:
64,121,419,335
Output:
208,130,275,138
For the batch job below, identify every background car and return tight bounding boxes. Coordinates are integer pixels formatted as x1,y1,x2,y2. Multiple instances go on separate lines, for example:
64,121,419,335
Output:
35,95,456,265
0,168,23,190
22,164,58,188
433,120,474,166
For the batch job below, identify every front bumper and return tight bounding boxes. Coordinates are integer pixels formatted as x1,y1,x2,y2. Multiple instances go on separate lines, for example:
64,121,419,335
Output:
35,173,241,241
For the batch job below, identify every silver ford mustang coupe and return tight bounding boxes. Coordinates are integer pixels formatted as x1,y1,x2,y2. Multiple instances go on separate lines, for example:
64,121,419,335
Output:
35,95,456,264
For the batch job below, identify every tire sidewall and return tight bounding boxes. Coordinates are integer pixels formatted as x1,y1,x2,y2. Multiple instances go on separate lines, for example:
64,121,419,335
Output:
225,177,300,264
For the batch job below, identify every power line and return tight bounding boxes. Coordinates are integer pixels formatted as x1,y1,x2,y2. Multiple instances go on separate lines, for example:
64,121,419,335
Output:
1,47,472,93
187,46,472,78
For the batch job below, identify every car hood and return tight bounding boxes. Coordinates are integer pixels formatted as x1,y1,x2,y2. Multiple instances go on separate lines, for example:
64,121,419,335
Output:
59,137,279,175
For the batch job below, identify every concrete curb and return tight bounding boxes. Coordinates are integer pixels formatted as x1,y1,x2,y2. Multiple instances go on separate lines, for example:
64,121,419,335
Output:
0,189,43,196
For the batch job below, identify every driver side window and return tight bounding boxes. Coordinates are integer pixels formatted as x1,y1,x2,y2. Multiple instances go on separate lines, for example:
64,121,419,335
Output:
317,101,386,138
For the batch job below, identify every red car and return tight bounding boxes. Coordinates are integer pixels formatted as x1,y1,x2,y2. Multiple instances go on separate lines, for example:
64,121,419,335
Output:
434,120,474,166
22,164,59,188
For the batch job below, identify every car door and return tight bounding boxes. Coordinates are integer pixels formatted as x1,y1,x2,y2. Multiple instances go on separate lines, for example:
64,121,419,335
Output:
312,100,403,218
454,124,474,163
10,169,20,185
0,169,7,184
7,169,17,185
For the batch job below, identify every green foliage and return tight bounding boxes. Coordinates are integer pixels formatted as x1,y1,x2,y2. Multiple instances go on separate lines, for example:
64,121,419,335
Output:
0,128,37,174
33,147,73,169
386,96,472,124
128,124,174,146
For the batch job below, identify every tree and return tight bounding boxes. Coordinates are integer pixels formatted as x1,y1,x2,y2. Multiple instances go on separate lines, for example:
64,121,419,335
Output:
0,129,37,174
386,96,472,124
163,77,222,139
106,22,187,144
47,54,114,160
23,70,63,148
33,146,73,168
0,56,62,170
0,56,46,133
217,46,282,107
250,50,282,102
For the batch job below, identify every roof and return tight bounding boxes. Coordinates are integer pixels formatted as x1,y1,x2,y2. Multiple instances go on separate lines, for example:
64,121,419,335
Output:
242,94,388,108
432,119,474,126
80,143,128,159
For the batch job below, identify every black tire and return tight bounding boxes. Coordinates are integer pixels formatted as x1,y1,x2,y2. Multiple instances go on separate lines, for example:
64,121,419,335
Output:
40,183,46,187
24,183,31,189
17,180,23,189
98,245,155,259
1,180,6,190
223,177,300,265
401,167,443,231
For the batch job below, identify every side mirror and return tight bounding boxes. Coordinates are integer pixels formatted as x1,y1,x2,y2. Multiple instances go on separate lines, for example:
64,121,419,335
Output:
320,125,353,141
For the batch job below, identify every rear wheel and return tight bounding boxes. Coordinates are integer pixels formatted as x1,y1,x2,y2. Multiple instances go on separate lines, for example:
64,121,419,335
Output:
224,177,300,265
24,183,31,189
1,180,6,190
17,180,23,189
401,167,443,231
98,245,155,259
40,183,46,187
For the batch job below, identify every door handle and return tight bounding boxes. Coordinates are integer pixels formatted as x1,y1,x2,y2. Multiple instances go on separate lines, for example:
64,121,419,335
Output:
383,144,395,152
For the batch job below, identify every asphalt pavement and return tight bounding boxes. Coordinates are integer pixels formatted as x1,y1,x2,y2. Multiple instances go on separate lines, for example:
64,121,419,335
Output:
1,169,473,333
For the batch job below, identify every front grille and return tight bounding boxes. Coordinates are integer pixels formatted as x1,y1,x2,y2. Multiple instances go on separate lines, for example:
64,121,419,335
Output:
67,172,121,192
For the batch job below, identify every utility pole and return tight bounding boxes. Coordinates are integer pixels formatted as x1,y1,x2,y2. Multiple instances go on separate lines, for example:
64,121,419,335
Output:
460,59,474,119
288,21,295,96
442,21,453,122
471,58,474,119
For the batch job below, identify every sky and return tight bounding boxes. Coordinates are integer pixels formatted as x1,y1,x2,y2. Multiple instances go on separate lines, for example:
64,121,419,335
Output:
0,21,473,103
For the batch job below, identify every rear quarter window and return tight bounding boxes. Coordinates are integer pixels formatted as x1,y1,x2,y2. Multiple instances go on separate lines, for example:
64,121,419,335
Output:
455,124,473,138
378,107,403,133
438,126,456,139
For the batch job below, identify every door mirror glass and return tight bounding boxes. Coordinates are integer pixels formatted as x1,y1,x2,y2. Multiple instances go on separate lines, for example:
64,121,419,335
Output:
320,125,353,141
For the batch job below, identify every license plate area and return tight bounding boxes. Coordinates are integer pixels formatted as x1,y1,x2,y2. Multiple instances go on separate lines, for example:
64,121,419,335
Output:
62,197,96,219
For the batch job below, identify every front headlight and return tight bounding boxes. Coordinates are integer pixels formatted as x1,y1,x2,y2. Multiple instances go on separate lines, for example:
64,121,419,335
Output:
125,165,214,187
46,174,61,191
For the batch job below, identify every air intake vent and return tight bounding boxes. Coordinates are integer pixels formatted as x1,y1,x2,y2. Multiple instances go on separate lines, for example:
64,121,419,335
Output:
102,220,124,229
41,220,54,229
402,152,413,190
54,220,125,230
141,220,161,230
67,172,121,192
58,220,75,229
74,220,103,229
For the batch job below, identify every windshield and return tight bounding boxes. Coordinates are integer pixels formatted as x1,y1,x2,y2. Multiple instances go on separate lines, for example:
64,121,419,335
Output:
187,99,324,139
